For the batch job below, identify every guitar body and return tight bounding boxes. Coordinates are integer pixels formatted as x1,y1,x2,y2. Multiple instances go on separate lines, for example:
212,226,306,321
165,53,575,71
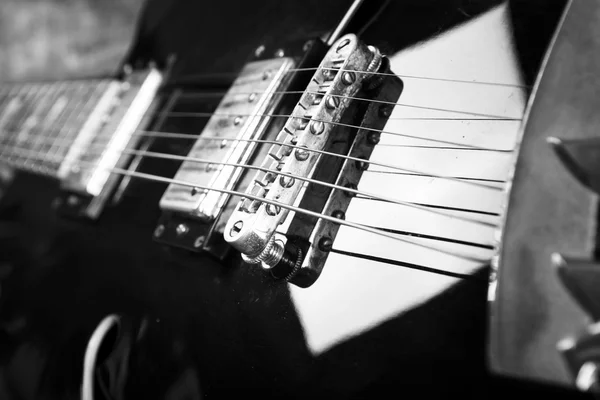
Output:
0,1,578,398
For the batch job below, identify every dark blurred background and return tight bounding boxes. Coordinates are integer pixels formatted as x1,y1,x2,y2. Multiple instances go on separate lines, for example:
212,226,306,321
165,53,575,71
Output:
0,0,144,81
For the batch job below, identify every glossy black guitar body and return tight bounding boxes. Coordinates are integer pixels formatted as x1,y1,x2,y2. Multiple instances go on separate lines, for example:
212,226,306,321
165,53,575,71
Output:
0,1,579,398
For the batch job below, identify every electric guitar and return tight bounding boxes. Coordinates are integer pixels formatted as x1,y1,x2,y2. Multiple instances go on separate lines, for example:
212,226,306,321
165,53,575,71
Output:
0,0,587,399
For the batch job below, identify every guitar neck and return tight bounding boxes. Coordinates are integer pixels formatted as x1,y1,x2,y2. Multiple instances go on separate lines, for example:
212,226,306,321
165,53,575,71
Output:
0,78,112,177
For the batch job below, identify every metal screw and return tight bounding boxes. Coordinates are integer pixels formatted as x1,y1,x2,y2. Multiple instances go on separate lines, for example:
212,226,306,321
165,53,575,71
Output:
205,163,216,172
318,237,333,252
248,93,257,102
367,132,381,145
336,38,351,52
194,236,205,248
280,176,295,188
309,120,325,135
325,96,339,110
262,69,272,80
175,223,189,236
342,71,355,85
234,116,243,125
265,203,281,216
231,220,244,236
154,224,165,238
295,147,310,161
191,187,199,196
220,139,228,149
274,48,285,58
255,45,265,58
332,210,345,220
379,105,392,118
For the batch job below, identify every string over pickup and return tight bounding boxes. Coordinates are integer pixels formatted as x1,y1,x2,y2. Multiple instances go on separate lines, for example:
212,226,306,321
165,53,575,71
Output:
224,34,403,287
157,56,297,254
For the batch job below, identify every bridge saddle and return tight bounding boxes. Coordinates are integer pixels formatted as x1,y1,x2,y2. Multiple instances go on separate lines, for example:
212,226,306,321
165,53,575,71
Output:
224,34,403,287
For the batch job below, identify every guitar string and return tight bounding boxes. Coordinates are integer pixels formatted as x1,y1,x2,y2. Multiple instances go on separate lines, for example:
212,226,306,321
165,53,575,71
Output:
0,86,516,233
129,131,513,173
171,89,524,120
0,81,520,185
0,104,520,152
0,66,523,152
0,115,510,193
0,146,492,263
131,130,515,154
0,86,524,124
2,139,499,230
0,84,514,228
0,64,525,121
160,111,521,145
170,66,531,89
0,50,524,276
0,85,511,271
0,72,520,225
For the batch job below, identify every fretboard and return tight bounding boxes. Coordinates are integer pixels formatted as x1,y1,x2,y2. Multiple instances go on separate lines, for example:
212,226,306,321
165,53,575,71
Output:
0,78,112,176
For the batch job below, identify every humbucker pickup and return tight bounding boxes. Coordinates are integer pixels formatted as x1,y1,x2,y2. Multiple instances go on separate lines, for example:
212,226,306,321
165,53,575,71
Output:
155,49,308,255
159,58,295,220
57,67,163,218
223,34,403,286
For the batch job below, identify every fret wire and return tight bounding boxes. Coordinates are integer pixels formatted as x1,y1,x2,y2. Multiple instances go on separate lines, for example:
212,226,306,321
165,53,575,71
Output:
26,84,54,170
47,80,108,169
61,81,111,163
45,81,84,167
84,81,113,146
0,79,111,174
40,81,71,167
0,86,22,159
0,86,20,158
0,79,111,173
23,84,55,170
3,84,38,165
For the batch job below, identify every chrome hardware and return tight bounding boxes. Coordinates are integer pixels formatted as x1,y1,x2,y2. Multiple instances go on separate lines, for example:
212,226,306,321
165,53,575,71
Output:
159,58,295,221
58,67,163,219
224,34,403,286
156,57,296,254
242,234,285,267
175,223,189,237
